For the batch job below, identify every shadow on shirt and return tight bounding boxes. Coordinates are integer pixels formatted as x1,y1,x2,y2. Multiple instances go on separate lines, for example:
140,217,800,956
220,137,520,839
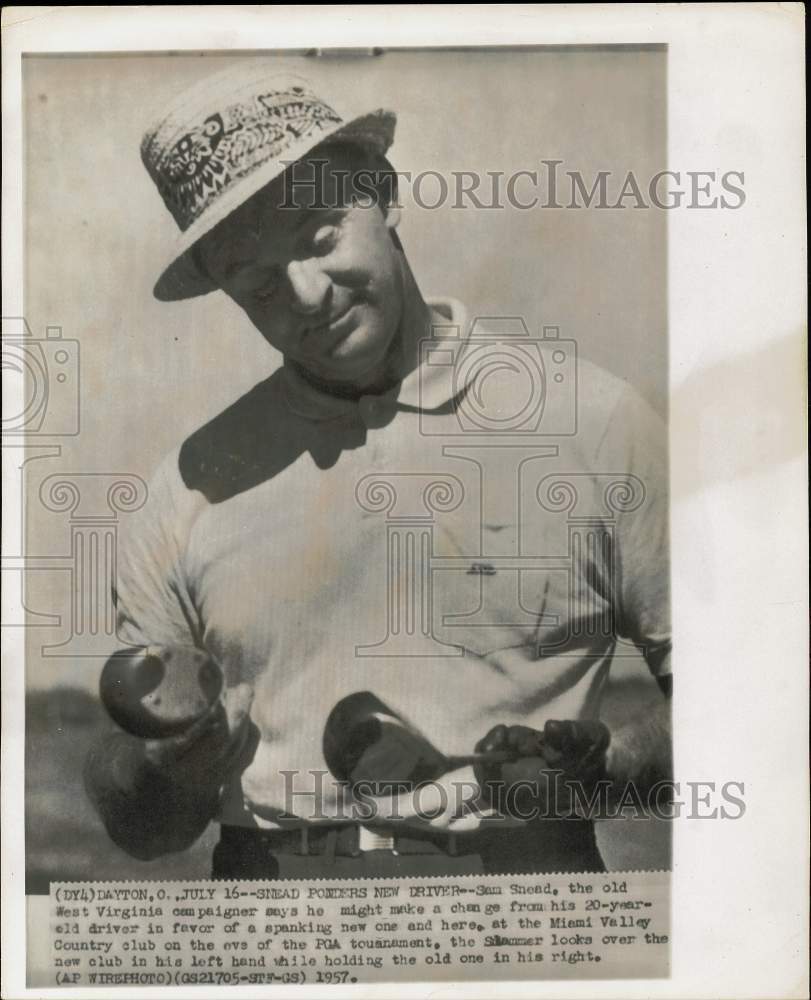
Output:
179,369,368,504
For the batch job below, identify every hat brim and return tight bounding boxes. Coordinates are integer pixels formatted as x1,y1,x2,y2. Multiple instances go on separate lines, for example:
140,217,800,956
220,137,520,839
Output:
153,109,396,302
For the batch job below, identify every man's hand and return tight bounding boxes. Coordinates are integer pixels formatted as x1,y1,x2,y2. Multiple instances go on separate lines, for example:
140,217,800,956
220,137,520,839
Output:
142,682,254,790
85,683,255,860
474,720,610,819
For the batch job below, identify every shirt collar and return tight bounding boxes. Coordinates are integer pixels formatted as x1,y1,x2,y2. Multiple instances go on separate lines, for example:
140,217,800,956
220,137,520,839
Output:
281,297,471,427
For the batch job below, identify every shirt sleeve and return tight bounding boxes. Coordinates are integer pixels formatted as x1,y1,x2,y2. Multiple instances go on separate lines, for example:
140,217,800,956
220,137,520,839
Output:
114,450,202,650
594,382,672,678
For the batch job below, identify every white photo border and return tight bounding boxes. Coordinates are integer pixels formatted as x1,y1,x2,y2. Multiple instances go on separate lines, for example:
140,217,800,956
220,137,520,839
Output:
2,5,807,999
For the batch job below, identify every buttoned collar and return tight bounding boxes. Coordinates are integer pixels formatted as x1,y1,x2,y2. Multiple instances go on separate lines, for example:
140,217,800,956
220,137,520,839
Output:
281,297,470,429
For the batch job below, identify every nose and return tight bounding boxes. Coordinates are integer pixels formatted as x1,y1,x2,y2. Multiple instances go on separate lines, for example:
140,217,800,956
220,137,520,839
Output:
287,258,332,316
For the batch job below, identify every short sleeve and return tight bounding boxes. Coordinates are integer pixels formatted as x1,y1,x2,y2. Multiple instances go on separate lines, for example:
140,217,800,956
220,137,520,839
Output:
594,383,671,678
114,450,202,649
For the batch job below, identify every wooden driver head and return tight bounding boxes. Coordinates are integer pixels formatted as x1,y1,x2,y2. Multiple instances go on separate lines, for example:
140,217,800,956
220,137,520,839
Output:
323,691,449,793
100,645,223,739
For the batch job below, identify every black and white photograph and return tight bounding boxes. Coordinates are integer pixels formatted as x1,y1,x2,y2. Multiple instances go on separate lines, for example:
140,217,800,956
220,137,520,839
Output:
2,5,807,997
23,45,673,879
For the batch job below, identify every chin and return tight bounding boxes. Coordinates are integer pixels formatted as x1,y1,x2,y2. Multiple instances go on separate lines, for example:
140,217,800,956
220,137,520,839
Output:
322,324,394,381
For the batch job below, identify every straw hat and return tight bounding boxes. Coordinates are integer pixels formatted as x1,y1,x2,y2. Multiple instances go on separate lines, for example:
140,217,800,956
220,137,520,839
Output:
141,62,396,301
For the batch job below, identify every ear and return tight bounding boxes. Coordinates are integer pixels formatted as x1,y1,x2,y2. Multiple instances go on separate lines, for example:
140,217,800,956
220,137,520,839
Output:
384,205,401,231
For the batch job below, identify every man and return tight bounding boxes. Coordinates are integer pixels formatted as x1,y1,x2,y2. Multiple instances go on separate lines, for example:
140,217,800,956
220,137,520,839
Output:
86,62,671,878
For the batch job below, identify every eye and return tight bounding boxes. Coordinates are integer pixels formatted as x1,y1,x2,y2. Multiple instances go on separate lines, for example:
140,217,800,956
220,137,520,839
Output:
252,269,283,304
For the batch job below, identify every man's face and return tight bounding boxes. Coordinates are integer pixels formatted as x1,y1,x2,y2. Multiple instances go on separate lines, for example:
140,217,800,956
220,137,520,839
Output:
197,147,404,388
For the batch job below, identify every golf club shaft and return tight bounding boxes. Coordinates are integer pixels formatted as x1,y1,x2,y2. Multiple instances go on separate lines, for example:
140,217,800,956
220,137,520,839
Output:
444,750,521,769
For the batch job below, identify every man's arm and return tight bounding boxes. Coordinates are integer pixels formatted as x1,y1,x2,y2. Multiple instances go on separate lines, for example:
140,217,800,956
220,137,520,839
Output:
84,733,221,861
85,683,254,860
598,375,672,803
604,666,672,803
86,454,254,859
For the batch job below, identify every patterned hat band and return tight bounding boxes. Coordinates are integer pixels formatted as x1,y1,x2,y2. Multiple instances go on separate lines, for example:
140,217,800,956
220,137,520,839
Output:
143,85,344,232
141,65,396,300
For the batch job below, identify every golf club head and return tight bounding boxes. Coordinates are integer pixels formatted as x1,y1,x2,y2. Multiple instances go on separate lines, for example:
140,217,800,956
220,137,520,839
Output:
100,644,223,739
323,691,449,794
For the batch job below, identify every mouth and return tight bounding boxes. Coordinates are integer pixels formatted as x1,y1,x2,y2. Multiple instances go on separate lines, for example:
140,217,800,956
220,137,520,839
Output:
305,303,357,350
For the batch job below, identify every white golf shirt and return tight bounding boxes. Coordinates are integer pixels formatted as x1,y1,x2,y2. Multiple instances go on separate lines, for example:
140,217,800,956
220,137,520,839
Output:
115,299,670,832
